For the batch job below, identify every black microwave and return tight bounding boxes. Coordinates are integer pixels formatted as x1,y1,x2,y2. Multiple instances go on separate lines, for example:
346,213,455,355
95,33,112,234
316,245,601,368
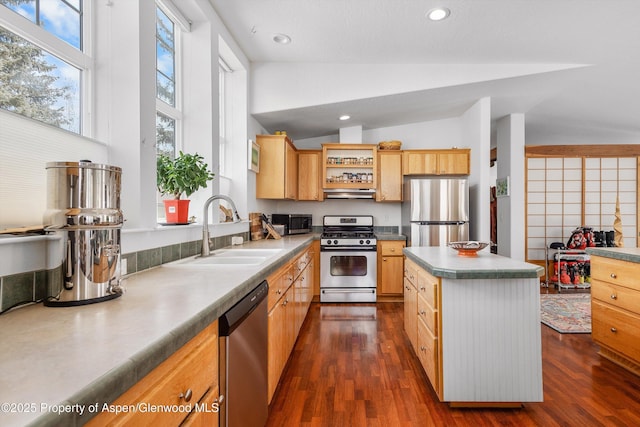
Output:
271,214,312,235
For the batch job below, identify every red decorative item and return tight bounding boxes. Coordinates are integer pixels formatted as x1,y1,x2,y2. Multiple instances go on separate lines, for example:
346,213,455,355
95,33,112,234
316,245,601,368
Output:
163,199,190,224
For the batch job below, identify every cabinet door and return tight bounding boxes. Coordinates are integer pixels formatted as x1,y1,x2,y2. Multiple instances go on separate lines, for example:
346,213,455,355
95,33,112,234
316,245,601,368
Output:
404,277,418,350
380,255,404,294
438,151,470,175
377,151,402,201
285,141,298,199
403,151,437,175
256,135,297,199
298,150,322,201
268,299,286,403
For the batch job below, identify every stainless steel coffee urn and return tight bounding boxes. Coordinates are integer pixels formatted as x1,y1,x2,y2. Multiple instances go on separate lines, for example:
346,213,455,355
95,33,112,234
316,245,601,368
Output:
43,161,124,306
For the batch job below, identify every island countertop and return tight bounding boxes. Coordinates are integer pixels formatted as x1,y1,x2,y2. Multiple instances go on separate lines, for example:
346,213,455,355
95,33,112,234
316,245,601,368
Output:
0,234,315,427
586,247,640,264
404,246,544,279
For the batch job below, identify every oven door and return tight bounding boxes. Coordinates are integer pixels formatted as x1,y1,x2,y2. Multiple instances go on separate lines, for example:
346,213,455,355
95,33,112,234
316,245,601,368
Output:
320,249,377,303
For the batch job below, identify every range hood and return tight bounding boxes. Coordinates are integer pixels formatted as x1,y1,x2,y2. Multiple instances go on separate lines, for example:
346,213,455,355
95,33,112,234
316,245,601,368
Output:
324,189,376,199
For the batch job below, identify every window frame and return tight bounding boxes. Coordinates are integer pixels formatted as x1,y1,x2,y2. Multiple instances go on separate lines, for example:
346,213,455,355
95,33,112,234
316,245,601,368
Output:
0,1,92,135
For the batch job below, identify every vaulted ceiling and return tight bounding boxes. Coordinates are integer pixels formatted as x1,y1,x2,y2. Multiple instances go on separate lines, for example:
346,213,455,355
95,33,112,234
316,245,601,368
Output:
209,0,640,144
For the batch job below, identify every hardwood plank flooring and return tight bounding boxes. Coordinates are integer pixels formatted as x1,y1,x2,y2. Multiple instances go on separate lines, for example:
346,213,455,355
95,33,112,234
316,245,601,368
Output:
267,302,640,426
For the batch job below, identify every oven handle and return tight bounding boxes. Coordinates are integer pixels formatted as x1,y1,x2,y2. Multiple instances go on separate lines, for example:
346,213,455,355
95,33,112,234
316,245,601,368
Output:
321,289,376,294
320,246,377,252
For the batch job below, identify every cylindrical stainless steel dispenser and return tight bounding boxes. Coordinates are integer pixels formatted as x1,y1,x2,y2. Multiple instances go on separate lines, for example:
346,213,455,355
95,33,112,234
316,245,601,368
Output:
43,161,124,306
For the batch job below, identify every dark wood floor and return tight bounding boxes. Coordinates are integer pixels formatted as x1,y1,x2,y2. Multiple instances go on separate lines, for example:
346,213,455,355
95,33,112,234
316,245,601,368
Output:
267,301,640,427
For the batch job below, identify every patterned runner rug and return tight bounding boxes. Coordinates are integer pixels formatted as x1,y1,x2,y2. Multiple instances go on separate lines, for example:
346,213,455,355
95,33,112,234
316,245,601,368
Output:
540,293,591,333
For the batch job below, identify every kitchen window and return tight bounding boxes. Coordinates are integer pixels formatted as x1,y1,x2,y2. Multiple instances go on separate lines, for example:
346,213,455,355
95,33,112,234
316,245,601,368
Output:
0,0,88,134
155,3,182,158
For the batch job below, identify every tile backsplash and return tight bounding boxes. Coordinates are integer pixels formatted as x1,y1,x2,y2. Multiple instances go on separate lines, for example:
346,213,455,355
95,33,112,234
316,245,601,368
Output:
0,232,248,314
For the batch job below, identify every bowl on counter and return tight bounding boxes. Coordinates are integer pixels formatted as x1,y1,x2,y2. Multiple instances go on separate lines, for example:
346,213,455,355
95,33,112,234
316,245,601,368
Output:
448,241,490,257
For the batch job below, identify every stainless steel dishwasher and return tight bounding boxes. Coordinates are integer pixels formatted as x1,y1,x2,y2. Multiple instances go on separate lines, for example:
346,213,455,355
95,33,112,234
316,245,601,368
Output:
219,280,269,427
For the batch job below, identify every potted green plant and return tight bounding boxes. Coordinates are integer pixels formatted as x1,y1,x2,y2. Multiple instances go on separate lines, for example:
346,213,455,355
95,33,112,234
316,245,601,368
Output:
157,151,215,224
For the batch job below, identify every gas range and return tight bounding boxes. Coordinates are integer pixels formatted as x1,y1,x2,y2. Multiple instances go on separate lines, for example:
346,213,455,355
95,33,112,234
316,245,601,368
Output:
320,215,377,303
320,215,376,250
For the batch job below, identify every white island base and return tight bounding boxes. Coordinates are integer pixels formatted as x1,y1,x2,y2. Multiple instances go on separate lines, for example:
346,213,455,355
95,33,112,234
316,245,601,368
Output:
404,246,544,406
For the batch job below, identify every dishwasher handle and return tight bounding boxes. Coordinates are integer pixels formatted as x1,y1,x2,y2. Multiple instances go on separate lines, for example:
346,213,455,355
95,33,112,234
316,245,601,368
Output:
219,280,268,336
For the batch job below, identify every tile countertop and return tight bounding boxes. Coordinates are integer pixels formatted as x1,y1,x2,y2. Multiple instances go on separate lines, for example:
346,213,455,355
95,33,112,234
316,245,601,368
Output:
0,234,316,427
404,246,544,279
586,247,640,263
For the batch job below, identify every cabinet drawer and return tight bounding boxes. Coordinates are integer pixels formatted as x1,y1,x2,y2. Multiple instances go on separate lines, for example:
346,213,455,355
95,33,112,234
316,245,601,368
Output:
417,318,439,393
88,322,218,426
591,256,640,291
404,257,418,285
592,301,640,363
268,265,293,310
592,280,640,315
417,269,439,309
381,241,405,256
417,293,438,336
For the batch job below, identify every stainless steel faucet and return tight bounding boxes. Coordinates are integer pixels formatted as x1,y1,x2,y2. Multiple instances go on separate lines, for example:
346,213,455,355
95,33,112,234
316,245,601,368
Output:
201,194,242,257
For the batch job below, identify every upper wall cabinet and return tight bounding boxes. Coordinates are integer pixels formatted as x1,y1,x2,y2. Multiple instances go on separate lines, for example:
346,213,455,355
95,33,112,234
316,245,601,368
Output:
256,135,298,200
402,149,470,176
298,150,323,201
376,150,403,202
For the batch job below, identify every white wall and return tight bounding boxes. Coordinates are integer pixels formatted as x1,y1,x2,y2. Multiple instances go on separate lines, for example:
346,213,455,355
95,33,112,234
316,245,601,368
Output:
496,114,526,260
250,63,578,115
462,98,491,243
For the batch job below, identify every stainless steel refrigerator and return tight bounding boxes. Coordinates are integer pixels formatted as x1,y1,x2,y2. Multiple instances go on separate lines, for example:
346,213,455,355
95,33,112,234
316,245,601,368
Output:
401,177,469,246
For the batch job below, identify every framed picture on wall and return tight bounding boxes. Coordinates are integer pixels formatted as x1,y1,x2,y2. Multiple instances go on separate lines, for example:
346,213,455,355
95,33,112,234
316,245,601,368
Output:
249,140,260,172
496,176,510,197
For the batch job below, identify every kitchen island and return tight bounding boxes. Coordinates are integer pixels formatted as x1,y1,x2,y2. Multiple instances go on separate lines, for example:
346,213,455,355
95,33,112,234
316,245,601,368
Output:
586,247,640,376
404,246,544,406
0,234,315,427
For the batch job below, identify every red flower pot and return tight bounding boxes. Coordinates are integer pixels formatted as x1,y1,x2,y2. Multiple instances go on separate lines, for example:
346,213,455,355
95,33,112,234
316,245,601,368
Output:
163,199,190,224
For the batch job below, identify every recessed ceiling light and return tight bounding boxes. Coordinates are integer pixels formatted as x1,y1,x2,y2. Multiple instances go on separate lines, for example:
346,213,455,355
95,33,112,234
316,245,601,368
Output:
426,7,450,21
273,33,291,44
339,115,351,121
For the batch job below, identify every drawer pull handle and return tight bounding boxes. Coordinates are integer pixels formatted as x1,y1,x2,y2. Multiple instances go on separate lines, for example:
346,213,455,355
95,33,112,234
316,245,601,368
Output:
419,310,426,315
610,293,617,300
610,327,617,333
277,289,282,295
179,389,193,402
420,346,426,352
420,287,426,291
610,273,617,279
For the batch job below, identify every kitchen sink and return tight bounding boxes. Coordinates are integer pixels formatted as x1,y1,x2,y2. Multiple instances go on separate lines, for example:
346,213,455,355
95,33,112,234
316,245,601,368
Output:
213,248,283,258
163,248,283,268
185,256,267,265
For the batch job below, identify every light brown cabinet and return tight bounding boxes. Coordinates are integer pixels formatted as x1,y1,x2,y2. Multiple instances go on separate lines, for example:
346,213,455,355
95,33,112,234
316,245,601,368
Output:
402,149,470,175
256,134,298,199
377,240,405,295
298,150,323,201
87,321,219,427
267,244,314,403
404,257,442,398
403,260,418,352
376,150,403,202
591,255,640,376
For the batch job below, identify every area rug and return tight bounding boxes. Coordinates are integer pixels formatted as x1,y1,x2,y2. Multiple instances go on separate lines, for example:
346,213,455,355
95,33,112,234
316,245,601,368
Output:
540,293,591,333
